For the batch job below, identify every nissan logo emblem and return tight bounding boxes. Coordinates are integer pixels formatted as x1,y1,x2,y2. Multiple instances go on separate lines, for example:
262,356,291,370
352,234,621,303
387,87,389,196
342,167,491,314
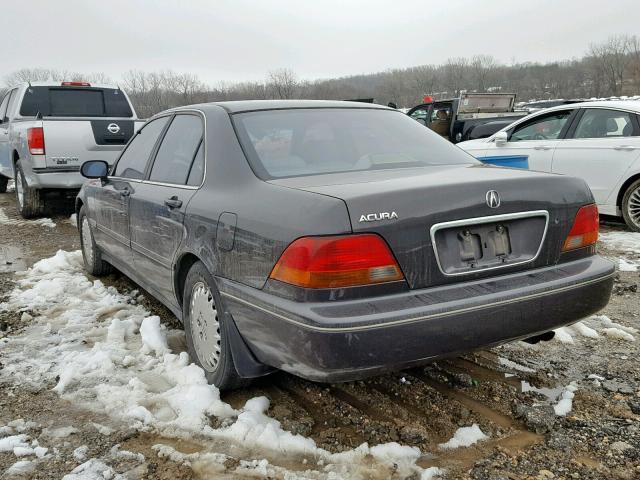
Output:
486,190,501,208
107,123,121,134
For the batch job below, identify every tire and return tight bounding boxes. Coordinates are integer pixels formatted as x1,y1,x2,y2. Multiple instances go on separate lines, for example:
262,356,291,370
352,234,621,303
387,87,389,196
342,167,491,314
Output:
14,160,45,218
183,261,248,390
621,179,640,232
0,175,7,193
78,206,112,276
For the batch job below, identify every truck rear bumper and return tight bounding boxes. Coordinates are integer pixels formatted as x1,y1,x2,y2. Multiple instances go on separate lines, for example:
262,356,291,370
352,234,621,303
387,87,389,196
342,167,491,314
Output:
25,169,85,189
220,255,615,382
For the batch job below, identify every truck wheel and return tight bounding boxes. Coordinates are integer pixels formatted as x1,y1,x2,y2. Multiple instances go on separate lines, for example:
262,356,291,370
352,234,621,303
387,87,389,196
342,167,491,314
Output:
621,179,640,232
79,206,112,276
14,160,45,218
183,261,249,391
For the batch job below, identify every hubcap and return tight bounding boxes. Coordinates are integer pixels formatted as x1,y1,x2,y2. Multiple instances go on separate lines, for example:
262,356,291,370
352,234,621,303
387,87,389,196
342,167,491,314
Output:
81,217,94,266
189,281,221,372
628,186,640,228
15,170,24,208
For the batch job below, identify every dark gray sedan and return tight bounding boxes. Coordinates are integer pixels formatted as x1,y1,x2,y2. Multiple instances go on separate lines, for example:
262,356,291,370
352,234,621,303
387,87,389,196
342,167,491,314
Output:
76,100,615,390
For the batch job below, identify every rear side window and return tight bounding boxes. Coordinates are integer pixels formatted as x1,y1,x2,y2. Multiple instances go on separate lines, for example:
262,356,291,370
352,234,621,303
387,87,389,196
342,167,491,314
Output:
113,116,170,179
4,89,18,119
187,141,205,186
19,86,133,117
0,92,10,119
149,114,203,185
573,109,636,138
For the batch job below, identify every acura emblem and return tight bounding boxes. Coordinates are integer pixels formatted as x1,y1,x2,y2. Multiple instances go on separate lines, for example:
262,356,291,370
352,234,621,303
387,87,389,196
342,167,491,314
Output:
486,190,500,208
107,123,121,134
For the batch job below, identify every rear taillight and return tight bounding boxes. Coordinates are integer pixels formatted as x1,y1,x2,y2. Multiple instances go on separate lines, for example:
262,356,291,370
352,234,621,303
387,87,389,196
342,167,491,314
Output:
269,234,405,288
562,204,599,252
27,127,45,155
61,81,91,87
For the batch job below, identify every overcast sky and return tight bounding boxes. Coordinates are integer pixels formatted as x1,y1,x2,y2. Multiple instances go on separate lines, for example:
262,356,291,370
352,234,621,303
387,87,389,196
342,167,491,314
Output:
1,0,638,85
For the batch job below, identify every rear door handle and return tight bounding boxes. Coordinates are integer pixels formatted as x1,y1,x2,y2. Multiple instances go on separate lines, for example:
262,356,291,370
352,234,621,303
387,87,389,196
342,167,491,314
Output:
614,145,636,151
164,196,183,209
119,187,131,197
533,145,552,150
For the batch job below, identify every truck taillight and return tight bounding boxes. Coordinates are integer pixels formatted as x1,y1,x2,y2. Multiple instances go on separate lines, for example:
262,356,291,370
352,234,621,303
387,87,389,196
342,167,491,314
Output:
61,81,91,87
562,204,599,252
270,234,405,289
27,127,45,155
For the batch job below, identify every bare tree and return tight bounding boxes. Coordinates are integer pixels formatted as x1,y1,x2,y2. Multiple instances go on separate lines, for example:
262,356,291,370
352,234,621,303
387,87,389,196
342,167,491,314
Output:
470,55,497,92
267,69,298,99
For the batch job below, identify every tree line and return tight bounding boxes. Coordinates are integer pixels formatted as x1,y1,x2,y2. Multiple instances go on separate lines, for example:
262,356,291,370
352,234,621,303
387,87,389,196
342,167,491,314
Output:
2,34,639,117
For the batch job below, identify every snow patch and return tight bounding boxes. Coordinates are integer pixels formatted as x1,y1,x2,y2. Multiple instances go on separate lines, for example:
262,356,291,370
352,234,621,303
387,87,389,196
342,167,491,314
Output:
5,460,36,476
498,356,535,373
438,424,488,449
553,382,578,416
0,208,55,228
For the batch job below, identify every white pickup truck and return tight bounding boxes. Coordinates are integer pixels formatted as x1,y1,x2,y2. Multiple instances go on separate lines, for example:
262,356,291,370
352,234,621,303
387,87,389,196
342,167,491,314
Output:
0,81,144,217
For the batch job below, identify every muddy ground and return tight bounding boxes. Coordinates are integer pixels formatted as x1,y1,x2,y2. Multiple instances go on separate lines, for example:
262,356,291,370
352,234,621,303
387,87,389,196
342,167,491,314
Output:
0,189,639,479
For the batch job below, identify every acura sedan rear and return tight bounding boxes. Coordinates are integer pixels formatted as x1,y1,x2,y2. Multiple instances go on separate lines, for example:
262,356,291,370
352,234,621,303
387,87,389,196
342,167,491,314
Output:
76,100,615,390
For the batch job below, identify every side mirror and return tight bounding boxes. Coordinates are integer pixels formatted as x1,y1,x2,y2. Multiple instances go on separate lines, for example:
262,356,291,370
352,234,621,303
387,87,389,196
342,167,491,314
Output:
495,131,508,146
81,160,109,179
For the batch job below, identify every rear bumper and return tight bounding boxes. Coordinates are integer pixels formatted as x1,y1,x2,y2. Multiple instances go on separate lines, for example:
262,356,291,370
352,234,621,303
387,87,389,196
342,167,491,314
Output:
220,255,615,382
26,169,85,189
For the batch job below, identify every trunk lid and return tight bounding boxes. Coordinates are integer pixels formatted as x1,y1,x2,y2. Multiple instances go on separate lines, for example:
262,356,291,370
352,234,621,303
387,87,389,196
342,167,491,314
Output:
269,164,593,289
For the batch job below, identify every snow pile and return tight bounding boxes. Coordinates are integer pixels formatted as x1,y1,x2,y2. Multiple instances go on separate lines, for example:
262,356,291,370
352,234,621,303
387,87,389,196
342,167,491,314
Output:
553,382,578,416
438,424,488,449
0,249,431,478
0,207,55,228
5,460,36,476
599,231,640,271
421,467,445,480
69,213,77,227
554,315,636,343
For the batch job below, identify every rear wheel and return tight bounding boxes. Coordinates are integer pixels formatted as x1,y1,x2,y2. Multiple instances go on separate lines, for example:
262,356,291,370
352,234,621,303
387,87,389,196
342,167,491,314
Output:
15,160,45,218
621,179,640,232
0,175,8,193
79,206,112,276
183,261,248,390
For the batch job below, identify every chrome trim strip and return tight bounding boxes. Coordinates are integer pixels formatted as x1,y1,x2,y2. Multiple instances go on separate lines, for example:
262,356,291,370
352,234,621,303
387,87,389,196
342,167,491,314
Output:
429,210,550,277
220,271,614,333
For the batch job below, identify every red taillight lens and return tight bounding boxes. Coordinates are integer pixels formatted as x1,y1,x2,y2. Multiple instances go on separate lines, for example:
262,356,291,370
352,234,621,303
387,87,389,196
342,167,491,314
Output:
61,81,91,87
270,234,405,288
27,127,45,155
562,204,599,252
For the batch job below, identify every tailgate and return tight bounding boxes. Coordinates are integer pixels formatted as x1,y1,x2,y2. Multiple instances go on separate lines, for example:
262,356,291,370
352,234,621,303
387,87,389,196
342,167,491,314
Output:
42,119,135,169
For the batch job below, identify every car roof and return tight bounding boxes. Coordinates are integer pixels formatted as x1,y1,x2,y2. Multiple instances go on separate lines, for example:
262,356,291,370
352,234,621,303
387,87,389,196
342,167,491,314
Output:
170,99,392,114
540,100,640,113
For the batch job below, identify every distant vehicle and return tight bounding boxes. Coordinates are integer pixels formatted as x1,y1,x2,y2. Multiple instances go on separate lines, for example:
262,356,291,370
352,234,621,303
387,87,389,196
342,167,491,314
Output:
407,93,527,143
518,99,584,114
0,81,143,217
77,100,613,390
458,101,640,231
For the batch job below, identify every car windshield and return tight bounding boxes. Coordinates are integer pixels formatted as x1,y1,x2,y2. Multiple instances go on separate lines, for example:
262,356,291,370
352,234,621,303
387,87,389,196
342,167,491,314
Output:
234,108,478,178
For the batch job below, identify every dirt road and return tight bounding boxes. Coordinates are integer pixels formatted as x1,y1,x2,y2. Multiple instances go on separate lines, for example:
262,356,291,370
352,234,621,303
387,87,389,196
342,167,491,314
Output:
1,189,639,479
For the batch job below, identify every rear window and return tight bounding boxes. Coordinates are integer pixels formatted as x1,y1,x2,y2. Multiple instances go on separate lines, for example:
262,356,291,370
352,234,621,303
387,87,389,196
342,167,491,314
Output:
233,108,478,179
19,86,133,117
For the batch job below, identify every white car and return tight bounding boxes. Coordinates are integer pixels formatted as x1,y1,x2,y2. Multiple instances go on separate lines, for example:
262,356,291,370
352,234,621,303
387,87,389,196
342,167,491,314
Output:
458,101,640,231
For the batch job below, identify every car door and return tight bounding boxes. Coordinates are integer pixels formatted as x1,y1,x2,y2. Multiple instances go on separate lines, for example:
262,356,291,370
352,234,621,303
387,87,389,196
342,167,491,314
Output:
0,89,17,178
552,108,640,205
92,115,171,267
476,109,575,172
129,113,204,305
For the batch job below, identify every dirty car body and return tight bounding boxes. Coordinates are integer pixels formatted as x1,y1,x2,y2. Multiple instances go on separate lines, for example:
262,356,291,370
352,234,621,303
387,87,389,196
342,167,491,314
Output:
76,100,615,385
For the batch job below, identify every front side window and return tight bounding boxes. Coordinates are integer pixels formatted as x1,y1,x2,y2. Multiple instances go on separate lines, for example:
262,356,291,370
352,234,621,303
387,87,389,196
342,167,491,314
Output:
149,114,204,185
234,108,478,179
510,110,572,142
573,109,635,139
113,116,170,179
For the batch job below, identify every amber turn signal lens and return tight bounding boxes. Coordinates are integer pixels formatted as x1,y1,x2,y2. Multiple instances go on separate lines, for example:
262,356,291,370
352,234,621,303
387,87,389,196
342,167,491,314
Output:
270,234,405,288
562,204,599,252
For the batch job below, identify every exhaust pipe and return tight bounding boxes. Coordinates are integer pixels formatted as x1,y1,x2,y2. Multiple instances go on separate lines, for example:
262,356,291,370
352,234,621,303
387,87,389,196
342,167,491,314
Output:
523,331,555,344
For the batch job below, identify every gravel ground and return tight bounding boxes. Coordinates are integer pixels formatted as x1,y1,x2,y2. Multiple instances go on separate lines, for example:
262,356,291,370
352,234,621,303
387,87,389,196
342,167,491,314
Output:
0,189,639,480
